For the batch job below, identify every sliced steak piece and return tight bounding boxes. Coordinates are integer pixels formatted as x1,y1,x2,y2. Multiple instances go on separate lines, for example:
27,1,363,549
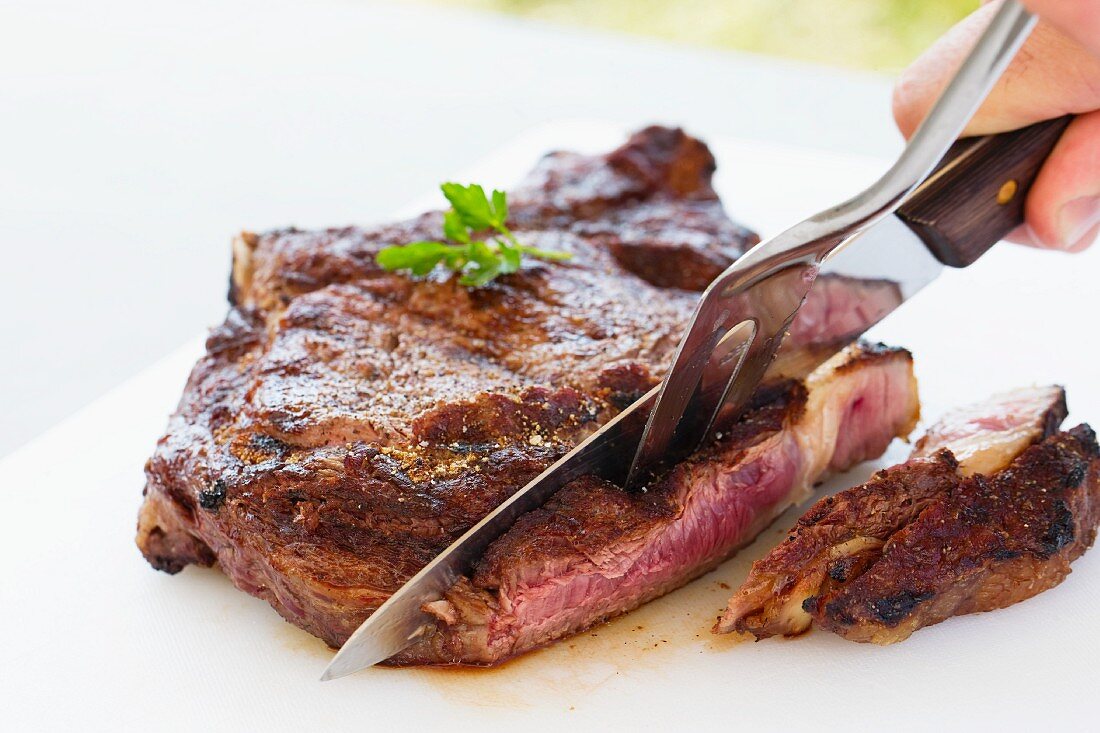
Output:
717,386,1068,637
911,385,1069,476
391,342,919,665
815,425,1100,643
716,454,961,638
136,127,907,657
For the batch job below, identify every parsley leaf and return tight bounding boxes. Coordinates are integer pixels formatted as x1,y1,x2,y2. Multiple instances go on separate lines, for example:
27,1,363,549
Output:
376,182,572,287
375,241,453,276
491,189,508,224
441,210,470,244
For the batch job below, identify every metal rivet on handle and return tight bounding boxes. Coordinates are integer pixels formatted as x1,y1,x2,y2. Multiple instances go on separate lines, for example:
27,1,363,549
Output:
997,179,1018,205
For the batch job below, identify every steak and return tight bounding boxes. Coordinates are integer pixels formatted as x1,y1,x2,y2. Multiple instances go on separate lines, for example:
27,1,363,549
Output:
813,425,1099,643
718,387,1100,644
137,127,908,660
394,343,918,664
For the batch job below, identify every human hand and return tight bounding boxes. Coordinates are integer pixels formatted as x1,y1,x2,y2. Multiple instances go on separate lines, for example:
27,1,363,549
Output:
892,0,1100,252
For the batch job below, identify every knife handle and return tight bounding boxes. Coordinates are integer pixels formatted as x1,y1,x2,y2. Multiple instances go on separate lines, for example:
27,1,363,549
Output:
896,115,1073,267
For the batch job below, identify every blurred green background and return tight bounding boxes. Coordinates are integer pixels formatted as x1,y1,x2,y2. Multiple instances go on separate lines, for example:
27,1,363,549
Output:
428,0,979,71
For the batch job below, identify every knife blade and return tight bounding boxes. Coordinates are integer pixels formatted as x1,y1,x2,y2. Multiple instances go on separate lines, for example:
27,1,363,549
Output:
323,1,1069,679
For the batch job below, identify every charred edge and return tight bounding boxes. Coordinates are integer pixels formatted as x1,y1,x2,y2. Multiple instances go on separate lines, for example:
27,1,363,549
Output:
1065,462,1088,489
868,591,934,625
749,379,806,411
1044,387,1070,437
1039,500,1076,556
800,494,837,526
1080,424,1098,452
828,557,858,584
823,600,857,627
438,441,505,455
832,343,913,375
934,448,960,472
706,380,807,449
227,267,240,306
141,527,185,574
199,479,228,511
251,433,290,455
1066,424,1099,459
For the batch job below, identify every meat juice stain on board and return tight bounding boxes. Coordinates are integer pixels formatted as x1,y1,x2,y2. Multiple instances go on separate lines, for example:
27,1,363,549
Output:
265,500,834,708
274,622,333,659
261,544,762,708
417,546,772,709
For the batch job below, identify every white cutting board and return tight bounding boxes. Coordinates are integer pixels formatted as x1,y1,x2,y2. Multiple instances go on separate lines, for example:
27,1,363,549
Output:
3,121,1097,732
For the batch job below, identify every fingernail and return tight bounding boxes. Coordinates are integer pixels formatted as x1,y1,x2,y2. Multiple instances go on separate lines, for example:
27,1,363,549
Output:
1057,195,1100,250
1065,224,1100,253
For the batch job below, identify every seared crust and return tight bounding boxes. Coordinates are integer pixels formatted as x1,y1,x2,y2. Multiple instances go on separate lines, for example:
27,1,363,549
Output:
718,385,1069,638
814,425,1100,643
717,452,961,636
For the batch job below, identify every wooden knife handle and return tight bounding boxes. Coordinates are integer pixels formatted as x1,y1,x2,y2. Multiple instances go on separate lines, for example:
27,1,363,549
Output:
897,115,1073,267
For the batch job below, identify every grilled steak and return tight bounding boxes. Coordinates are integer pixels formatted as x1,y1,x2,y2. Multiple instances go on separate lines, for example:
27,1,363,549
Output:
137,127,908,660
717,453,964,638
394,343,918,664
719,387,1099,645
814,425,1099,643
718,387,1067,638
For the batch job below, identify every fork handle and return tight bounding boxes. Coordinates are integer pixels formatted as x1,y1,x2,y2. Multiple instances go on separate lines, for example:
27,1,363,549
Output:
896,115,1073,267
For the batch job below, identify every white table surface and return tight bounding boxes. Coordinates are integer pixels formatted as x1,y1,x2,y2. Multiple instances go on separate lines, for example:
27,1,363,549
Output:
2,120,1098,732
0,0,901,458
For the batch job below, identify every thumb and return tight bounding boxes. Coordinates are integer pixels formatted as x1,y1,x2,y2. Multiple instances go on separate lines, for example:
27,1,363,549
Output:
892,1,1100,251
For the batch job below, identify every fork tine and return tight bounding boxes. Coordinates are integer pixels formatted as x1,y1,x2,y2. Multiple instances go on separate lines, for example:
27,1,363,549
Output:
624,259,817,490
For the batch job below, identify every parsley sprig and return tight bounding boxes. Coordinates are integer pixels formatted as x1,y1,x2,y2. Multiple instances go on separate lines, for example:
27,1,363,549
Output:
377,183,572,287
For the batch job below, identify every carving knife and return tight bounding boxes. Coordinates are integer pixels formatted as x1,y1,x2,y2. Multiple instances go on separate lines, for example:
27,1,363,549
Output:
323,0,1070,679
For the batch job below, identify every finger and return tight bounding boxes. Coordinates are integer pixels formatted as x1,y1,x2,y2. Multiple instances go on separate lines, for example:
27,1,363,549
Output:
1001,224,1039,248
1021,0,1100,57
1022,109,1100,250
894,1,1100,251
893,2,1100,138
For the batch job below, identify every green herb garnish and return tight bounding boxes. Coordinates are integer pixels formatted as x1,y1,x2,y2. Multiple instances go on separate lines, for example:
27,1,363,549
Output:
377,183,572,287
